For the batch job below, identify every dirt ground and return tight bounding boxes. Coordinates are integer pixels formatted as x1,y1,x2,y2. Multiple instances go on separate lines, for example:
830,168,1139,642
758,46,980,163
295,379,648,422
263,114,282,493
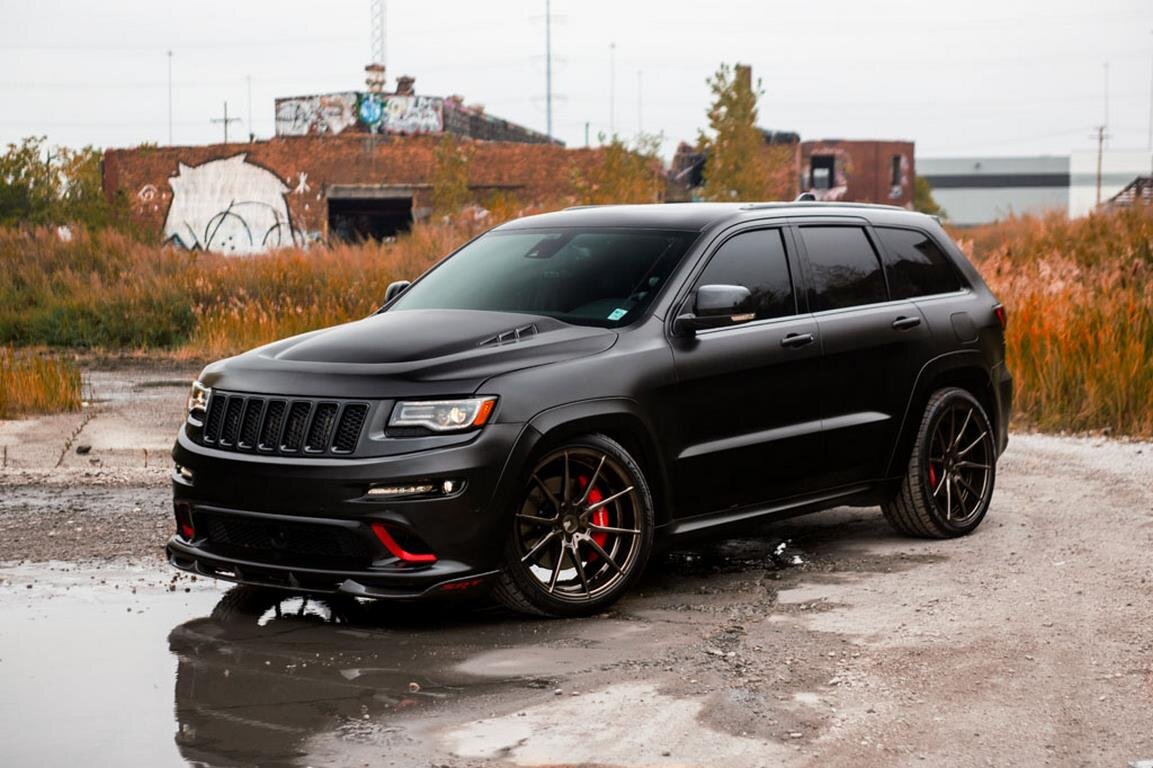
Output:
1,366,1151,767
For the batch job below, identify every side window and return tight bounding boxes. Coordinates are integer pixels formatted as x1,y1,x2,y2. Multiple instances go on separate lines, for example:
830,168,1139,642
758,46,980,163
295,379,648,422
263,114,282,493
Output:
694,229,795,320
798,226,888,311
875,227,963,299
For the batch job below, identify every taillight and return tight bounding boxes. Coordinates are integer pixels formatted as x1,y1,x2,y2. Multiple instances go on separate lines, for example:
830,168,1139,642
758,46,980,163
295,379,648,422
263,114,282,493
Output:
993,304,1007,330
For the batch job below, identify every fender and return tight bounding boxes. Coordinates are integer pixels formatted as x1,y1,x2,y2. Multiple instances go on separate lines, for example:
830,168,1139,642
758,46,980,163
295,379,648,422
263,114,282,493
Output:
507,397,676,527
884,349,995,478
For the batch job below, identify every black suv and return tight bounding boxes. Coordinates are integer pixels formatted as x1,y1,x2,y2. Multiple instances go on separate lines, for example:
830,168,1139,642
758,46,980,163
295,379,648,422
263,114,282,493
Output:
169,202,1012,616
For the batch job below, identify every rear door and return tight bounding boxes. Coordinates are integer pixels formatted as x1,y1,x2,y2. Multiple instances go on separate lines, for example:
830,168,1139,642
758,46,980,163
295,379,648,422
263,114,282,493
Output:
793,220,931,487
664,226,824,518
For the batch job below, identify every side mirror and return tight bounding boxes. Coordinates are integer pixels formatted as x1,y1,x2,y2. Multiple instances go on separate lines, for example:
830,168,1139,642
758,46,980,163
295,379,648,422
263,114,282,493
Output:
673,284,754,336
383,280,411,306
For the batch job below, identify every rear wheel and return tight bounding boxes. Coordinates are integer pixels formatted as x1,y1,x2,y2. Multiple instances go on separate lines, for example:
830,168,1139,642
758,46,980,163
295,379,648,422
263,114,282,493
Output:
883,387,997,538
493,434,654,617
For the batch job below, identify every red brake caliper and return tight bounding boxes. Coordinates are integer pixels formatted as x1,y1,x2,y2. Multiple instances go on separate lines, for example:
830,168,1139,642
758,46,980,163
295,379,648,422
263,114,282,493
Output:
578,476,608,554
928,464,938,488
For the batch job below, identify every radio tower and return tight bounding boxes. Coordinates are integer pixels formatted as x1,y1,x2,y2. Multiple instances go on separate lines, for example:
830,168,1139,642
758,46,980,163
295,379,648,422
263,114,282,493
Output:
366,0,387,93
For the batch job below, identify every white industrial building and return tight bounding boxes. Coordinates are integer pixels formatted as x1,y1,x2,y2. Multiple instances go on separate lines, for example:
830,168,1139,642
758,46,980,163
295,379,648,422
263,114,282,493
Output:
919,150,1153,225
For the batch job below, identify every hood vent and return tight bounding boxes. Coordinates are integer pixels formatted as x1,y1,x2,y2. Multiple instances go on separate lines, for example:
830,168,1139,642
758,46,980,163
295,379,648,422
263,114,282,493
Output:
479,323,538,347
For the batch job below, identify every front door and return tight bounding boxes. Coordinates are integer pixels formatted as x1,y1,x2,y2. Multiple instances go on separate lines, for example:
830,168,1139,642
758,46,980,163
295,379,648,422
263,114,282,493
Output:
662,227,824,519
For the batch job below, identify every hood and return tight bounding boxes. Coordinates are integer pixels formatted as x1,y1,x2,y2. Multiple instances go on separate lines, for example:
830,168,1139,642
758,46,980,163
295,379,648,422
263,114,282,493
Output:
199,309,617,399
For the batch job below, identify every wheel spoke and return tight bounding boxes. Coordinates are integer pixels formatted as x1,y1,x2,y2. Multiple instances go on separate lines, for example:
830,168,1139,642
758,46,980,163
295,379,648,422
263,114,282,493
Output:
949,408,957,450
952,409,973,451
958,431,989,457
945,472,953,520
516,513,555,527
956,460,990,470
531,474,561,512
576,454,607,506
586,485,635,513
520,529,559,563
562,450,572,504
585,536,623,574
932,470,948,497
955,475,982,499
953,476,970,517
547,540,566,593
589,524,641,536
571,541,592,598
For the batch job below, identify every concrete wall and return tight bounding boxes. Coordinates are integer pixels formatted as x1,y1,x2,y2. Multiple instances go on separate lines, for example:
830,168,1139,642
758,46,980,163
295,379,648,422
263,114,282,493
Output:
103,136,604,252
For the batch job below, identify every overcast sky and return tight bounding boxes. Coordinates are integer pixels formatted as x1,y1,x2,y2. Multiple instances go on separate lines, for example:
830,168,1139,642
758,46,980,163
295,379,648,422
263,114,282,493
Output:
1,0,1150,160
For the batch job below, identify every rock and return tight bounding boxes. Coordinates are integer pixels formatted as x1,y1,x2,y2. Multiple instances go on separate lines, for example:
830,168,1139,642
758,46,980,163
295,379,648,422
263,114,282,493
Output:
407,682,421,693
76,445,91,455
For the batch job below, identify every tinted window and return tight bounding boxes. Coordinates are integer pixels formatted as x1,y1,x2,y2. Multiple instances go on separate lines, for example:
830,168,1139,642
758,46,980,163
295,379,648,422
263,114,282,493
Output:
875,227,962,299
694,229,795,320
391,228,698,328
799,226,888,311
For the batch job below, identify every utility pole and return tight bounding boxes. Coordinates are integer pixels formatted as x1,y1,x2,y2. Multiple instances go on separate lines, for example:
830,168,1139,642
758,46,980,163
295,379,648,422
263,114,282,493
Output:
246,75,254,142
211,102,240,144
371,0,387,69
609,42,616,139
167,50,173,145
545,0,553,140
1147,30,1152,157
1094,125,1109,207
584,121,590,148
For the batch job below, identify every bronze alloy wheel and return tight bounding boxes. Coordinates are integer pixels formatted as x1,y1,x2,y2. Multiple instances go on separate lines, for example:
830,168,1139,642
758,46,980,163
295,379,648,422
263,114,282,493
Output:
494,435,654,616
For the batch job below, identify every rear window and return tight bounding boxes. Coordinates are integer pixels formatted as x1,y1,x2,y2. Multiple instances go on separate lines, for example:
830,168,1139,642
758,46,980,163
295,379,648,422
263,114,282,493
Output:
875,227,963,299
798,226,888,311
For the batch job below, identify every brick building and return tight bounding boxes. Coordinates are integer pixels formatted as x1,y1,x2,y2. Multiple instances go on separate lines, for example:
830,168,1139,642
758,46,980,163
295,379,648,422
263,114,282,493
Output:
800,139,914,206
102,73,604,254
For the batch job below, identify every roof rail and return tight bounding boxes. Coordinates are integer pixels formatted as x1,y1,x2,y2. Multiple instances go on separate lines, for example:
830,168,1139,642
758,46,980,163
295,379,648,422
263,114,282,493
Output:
740,201,908,212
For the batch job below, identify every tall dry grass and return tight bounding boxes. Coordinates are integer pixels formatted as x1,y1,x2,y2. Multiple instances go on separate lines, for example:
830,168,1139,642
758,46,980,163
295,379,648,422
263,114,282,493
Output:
955,205,1153,436
0,347,82,418
1,204,1151,435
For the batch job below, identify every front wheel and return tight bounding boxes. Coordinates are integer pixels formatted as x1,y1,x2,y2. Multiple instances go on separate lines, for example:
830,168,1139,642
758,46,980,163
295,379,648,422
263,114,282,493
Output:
882,387,997,538
493,434,655,617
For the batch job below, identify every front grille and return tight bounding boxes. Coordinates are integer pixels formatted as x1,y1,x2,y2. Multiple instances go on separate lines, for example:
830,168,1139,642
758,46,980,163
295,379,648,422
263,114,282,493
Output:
197,511,376,569
202,392,370,456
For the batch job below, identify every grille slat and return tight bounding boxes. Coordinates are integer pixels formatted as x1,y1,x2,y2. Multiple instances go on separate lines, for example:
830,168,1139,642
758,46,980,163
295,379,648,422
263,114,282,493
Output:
305,403,339,453
332,404,368,454
281,402,312,452
199,512,375,569
198,391,370,457
219,397,245,446
258,400,287,452
238,399,264,450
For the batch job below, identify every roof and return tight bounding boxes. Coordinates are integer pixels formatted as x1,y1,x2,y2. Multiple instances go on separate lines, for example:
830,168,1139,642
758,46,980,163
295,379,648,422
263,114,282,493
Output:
497,202,923,233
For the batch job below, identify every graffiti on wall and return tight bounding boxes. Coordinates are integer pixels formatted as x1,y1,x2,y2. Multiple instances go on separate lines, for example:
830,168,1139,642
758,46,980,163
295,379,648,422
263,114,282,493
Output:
275,92,359,136
162,154,301,255
275,92,443,136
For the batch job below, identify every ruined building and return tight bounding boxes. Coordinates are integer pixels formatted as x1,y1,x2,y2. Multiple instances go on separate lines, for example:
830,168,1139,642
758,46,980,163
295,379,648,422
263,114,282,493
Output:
103,69,596,254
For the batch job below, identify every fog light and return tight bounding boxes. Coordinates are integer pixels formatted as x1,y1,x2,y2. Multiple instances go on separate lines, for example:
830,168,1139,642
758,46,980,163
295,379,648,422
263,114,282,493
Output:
366,479,465,499
174,464,194,483
366,483,436,498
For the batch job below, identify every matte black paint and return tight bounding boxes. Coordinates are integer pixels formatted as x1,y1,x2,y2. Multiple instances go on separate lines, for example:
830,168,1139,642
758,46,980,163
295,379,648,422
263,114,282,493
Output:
170,202,1012,599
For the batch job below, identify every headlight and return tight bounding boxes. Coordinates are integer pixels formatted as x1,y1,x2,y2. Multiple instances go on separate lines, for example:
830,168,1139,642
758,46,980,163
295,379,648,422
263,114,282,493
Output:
186,381,211,426
389,397,497,433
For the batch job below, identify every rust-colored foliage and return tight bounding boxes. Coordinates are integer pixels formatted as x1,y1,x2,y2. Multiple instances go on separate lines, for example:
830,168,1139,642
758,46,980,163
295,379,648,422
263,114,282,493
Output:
0,347,81,418
952,205,1153,436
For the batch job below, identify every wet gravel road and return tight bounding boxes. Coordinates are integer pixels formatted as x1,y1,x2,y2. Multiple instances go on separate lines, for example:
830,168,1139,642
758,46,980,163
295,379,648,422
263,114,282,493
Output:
1,416,1152,766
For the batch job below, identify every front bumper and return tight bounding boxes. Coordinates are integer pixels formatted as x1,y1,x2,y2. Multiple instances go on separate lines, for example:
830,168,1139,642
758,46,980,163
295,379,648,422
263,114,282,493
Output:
168,422,534,598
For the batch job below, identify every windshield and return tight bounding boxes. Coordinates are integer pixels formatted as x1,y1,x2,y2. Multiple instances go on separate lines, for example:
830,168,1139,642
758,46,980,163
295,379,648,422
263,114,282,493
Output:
389,227,700,328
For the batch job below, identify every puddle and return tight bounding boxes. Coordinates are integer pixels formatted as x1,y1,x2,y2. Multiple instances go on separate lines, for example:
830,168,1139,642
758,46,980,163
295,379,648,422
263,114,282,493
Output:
0,562,664,768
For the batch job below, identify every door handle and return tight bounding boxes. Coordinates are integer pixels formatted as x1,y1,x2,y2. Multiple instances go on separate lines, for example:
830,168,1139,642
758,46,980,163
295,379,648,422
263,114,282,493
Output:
891,315,922,331
780,332,815,348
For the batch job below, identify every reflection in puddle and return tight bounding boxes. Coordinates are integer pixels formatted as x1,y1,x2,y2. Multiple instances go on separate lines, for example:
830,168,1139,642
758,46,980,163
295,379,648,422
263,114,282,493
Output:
169,589,529,767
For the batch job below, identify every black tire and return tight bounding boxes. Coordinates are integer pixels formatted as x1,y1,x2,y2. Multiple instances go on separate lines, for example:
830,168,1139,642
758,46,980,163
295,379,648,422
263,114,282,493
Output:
493,434,655,617
882,387,997,538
